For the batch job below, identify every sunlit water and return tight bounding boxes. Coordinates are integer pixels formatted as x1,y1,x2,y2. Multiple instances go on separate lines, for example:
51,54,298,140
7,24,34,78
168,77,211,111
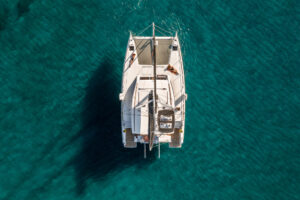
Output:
0,0,299,199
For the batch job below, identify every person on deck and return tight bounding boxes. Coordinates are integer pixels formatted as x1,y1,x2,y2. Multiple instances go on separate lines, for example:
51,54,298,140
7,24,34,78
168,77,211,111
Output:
130,53,136,66
167,64,178,75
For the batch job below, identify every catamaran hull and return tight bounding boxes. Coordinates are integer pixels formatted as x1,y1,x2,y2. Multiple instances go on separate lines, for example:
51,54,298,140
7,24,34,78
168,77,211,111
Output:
119,24,187,151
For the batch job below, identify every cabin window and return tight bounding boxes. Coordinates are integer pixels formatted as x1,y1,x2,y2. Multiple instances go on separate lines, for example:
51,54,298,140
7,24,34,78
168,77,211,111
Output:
129,46,134,51
140,77,151,80
156,75,167,80
172,46,178,51
140,75,167,80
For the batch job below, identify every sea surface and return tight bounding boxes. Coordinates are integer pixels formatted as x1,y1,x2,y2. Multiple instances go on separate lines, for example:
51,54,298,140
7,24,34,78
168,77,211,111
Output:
0,0,299,199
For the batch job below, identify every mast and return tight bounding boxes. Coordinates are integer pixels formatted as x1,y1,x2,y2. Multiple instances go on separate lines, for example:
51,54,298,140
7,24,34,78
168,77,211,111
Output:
152,22,157,113
149,22,157,151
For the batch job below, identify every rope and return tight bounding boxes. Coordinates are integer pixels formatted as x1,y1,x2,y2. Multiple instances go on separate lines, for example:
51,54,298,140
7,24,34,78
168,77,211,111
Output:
155,29,168,36
134,23,152,36
155,24,174,35
132,23,174,36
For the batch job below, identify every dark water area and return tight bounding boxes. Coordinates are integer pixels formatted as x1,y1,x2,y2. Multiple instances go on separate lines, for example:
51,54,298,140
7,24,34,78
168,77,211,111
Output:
73,58,156,195
0,0,299,199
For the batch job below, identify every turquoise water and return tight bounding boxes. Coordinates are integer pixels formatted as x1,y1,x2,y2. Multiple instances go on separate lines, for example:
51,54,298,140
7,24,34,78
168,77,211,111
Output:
0,0,300,199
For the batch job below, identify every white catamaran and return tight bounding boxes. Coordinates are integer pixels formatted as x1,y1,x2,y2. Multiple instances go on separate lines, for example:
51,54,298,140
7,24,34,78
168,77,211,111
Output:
119,23,187,158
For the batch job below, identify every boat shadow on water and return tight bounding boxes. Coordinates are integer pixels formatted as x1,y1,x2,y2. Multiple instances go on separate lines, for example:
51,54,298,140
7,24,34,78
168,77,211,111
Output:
73,58,156,195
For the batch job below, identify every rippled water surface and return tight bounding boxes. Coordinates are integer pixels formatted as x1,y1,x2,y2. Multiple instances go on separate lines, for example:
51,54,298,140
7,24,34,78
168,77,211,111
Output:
0,0,299,199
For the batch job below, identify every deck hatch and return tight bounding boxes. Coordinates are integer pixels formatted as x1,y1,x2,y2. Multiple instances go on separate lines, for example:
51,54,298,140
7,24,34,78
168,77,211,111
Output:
157,110,175,133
